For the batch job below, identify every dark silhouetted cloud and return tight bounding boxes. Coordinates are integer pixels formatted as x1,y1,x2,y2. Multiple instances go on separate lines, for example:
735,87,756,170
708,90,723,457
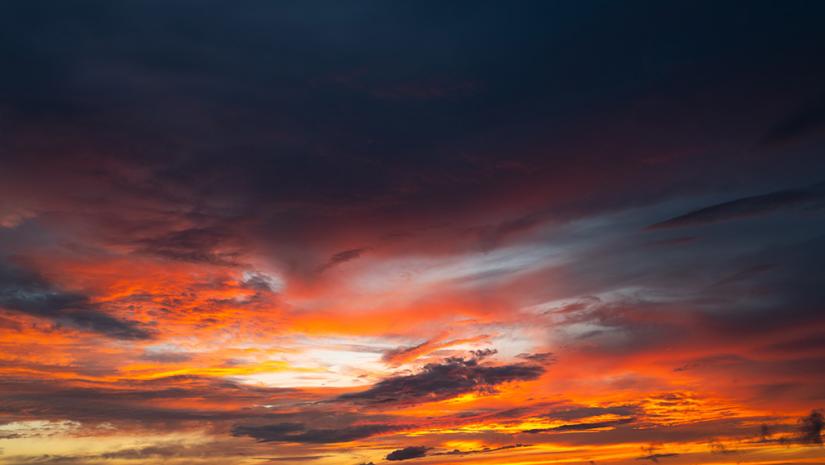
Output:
318,248,369,273
799,410,823,445
386,446,429,461
0,259,150,339
435,444,529,456
134,227,241,266
636,453,679,463
524,417,635,433
647,185,825,230
233,422,398,444
338,355,545,405
762,95,825,146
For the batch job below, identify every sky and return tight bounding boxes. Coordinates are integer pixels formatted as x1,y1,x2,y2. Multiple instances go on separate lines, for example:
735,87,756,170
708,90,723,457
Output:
1,1,825,464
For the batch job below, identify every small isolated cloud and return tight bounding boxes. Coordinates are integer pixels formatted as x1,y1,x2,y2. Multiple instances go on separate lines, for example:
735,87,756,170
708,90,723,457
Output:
523,417,635,433
317,247,369,273
386,446,429,461
636,453,679,463
0,259,151,340
799,410,823,445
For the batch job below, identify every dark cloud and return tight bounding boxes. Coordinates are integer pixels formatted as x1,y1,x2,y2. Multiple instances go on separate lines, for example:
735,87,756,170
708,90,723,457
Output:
646,185,825,230
478,211,546,251
517,352,556,364
233,423,398,444
636,453,679,463
545,406,639,421
133,227,241,266
708,439,738,455
524,417,635,433
435,444,529,456
338,355,545,405
0,376,300,424
318,247,369,273
265,456,328,462
762,95,825,146
386,446,429,461
764,333,825,354
799,410,823,445
0,259,150,339
1,1,824,271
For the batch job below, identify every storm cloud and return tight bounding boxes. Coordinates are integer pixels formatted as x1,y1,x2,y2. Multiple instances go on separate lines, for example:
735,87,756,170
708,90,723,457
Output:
338,355,545,405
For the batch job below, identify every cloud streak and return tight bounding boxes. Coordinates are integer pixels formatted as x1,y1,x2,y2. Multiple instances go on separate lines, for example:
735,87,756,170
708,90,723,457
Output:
338,355,545,405
0,259,150,339
647,185,825,229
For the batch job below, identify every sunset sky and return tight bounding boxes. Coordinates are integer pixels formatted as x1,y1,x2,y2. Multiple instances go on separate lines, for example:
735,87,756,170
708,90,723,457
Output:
1,2,825,464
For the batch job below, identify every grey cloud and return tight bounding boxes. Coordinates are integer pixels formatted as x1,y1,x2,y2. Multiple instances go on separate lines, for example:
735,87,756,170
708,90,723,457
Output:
318,247,369,273
232,422,398,444
0,259,150,339
647,185,825,230
762,95,825,146
338,355,545,405
524,417,635,433
636,453,679,462
545,405,639,421
799,410,823,445
435,444,529,456
133,227,241,266
386,446,429,461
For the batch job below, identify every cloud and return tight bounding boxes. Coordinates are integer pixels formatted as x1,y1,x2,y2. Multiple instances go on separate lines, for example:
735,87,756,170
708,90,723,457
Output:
478,211,547,251
338,355,545,405
435,444,529,456
762,95,825,146
265,456,328,462
386,446,429,461
636,453,679,463
232,423,398,444
100,443,213,460
646,185,825,230
524,417,635,433
517,352,556,364
382,334,490,365
0,259,150,339
0,375,299,424
133,227,241,266
799,410,823,445
140,349,193,363
317,248,369,273
0,441,245,464
544,405,639,421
